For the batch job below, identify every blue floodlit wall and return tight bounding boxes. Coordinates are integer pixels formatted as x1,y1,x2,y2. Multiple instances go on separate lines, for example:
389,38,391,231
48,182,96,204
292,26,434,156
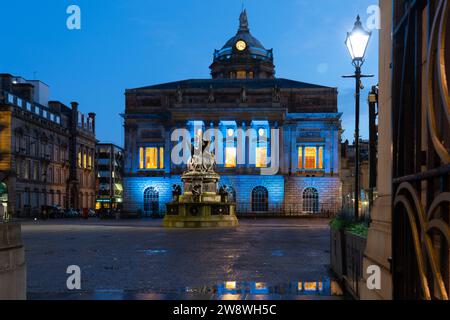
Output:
123,176,181,214
219,175,285,209
123,113,342,215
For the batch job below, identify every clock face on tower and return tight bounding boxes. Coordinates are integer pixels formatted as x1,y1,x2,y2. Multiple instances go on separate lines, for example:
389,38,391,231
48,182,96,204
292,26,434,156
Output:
236,40,247,51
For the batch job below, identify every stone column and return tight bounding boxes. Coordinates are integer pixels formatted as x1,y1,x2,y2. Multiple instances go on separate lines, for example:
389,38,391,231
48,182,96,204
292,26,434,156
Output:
237,121,248,168
360,0,393,300
0,223,26,300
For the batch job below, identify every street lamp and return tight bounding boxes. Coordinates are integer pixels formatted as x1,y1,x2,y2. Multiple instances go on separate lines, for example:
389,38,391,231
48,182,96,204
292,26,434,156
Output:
343,15,373,220
345,16,371,65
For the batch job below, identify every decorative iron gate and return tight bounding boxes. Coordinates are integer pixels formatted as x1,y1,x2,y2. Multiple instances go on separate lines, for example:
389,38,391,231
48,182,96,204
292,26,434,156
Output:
392,0,450,300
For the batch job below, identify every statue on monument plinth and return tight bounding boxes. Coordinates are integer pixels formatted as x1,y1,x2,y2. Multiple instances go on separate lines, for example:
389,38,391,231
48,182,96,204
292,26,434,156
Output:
187,138,216,174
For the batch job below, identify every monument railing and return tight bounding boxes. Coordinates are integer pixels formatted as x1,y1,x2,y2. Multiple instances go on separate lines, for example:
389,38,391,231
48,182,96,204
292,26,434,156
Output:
235,202,340,218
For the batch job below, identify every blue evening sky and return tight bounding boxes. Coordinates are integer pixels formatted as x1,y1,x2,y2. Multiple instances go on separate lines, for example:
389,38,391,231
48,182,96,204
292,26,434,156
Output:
0,0,379,146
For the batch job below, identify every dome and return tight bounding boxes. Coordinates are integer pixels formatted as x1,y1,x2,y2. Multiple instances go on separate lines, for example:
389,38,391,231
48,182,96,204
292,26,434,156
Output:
222,31,266,51
210,10,275,79
214,10,273,62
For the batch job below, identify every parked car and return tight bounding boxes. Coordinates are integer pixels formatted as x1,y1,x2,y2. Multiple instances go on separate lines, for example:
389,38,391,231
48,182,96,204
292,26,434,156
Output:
64,208,80,218
88,209,96,218
43,205,65,219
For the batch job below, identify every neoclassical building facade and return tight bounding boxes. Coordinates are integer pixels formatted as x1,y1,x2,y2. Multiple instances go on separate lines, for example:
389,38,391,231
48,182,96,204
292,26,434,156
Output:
122,11,342,216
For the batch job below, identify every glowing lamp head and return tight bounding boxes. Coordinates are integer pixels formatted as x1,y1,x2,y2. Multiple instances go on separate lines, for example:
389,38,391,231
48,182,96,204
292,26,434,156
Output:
345,15,371,64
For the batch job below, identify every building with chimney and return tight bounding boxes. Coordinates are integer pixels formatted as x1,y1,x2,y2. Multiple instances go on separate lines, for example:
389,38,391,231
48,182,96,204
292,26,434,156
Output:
0,73,96,217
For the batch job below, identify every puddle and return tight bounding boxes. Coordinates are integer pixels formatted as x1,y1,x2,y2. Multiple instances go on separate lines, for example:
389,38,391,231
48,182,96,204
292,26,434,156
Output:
271,250,284,257
138,249,168,256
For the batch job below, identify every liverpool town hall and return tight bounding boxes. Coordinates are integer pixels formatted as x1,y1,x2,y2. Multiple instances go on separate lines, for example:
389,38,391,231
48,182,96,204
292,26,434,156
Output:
122,11,342,217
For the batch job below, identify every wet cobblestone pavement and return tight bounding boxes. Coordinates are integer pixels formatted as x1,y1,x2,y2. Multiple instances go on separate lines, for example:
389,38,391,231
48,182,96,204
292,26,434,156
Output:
21,218,342,300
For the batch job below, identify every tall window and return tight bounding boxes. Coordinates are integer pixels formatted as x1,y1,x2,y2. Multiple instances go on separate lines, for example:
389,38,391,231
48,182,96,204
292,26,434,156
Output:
305,147,317,169
303,188,319,213
225,147,237,168
298,147,303,169
318,147,323,170
146,148,158,169
139,147,144,169
88,153,92,169
256,147,267,168
139,147,164,170
77,151,82,168
159,148,164,169
252,186,269,212
298,146,324,170
83,151,87,169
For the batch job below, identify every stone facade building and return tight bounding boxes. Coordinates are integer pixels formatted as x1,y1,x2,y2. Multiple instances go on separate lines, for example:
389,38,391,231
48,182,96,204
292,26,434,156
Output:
122,11,342,217
0,73,96,217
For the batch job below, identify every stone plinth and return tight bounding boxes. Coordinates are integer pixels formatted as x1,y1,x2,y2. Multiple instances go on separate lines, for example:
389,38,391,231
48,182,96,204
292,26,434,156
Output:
164,201,238,228
164,167,238,228
0,222,26,300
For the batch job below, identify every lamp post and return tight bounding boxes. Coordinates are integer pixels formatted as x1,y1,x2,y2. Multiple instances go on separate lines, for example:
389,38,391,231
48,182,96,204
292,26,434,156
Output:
343,15,372,220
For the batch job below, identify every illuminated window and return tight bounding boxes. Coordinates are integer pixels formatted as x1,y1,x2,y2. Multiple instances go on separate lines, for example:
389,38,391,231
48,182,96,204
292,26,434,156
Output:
159,147,164,169
318,147,324,169
139,147,144,169
139,147,164,170
248,71,254,79
304,282,318,291
145,148,158,169
298,147,303,169
299,146,324,170
83,152,87,169
77,151,82,168
256,147,267,168
225,282,237,290
88,155,92,168
225,147,237,168
236,71,246,79
304,147,317,169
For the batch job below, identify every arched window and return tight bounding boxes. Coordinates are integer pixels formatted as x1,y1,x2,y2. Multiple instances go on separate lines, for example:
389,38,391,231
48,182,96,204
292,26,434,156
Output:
143,187,159,217
303,188,319,213
252,186,269,212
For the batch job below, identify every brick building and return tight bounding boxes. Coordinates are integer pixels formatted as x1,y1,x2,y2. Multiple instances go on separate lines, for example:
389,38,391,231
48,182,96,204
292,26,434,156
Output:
0,73,96,217
122,10,342,216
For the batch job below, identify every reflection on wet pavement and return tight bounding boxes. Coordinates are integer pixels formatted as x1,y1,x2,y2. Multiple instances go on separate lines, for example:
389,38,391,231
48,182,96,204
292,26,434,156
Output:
23,219,337,300
29,279,345,300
